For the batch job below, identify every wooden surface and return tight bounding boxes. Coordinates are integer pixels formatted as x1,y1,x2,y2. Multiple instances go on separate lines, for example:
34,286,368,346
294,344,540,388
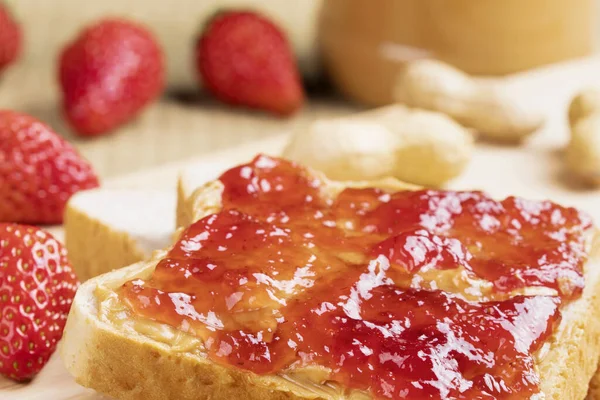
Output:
3,57,600,398
0,58,353,179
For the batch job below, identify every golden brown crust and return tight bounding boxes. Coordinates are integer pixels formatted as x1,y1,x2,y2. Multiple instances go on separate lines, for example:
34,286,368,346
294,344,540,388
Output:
176,176,194,230
64,199,146,282
69,325,319,400
587,371,600,400
186,179,228,228
63,175,600,400
61,258,333,400
64,189,175,281
81,335,308,400
178,167,419,229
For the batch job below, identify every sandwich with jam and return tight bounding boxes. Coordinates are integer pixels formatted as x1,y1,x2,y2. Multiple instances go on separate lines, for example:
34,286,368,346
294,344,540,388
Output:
61,155,600,400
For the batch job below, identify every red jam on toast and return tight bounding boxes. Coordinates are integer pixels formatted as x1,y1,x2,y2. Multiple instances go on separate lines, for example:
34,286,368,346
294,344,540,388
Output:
120,155,592,399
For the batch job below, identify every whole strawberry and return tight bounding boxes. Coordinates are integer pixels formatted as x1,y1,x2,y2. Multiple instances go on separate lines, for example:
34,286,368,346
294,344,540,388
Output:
0,224,79,381
0,110,99,224
0,4,21,73
59,18,165,136
196,11,304,116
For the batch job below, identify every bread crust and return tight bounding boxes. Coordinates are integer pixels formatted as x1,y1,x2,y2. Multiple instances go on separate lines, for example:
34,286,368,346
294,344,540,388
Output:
177,168,419,229
64,189,175,281
176,175,194,230
65,198,146,282
588,374,600,399
62,176,600,400
61,258,327,400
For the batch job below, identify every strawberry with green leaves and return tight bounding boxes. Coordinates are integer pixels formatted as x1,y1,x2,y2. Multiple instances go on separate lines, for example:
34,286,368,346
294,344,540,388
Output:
0,224,79,381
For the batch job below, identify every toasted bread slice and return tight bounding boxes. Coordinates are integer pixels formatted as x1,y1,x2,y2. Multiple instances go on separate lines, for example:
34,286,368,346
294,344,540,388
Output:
64,188,176,281
62,175,600,400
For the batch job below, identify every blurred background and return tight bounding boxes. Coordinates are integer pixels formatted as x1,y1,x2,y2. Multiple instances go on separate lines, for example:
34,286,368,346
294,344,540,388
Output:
0,0,598,178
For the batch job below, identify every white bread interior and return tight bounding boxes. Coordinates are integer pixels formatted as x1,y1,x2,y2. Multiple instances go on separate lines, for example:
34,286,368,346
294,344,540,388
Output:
64,188,176,281
62,175,600,400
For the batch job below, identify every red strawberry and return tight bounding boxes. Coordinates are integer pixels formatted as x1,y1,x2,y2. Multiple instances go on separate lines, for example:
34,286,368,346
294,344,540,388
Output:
196,11,304,116
0,224,79,381
59,18,165,136
0,4,21,73
0,110,99,224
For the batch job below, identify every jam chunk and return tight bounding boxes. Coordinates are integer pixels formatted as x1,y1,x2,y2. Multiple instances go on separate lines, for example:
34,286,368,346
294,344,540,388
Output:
120,155,592,400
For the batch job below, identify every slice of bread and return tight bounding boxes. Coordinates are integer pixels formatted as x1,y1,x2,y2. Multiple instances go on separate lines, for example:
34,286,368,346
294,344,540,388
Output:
64,188,176,281
61,175,600,400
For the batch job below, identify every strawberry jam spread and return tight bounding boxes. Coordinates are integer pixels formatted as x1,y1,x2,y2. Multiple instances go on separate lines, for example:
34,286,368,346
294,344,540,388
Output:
120,155,592,399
